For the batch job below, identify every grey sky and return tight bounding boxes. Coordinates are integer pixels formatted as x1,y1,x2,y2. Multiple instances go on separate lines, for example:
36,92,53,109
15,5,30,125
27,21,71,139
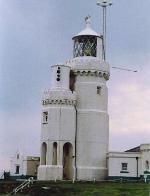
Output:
0,0,150,170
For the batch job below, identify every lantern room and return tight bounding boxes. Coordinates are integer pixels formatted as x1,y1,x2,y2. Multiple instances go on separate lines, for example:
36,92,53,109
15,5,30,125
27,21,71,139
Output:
72,16,103,60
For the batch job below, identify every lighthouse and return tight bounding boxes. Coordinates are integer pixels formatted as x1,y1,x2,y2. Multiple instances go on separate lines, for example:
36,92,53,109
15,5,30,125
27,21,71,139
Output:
38,16,110,180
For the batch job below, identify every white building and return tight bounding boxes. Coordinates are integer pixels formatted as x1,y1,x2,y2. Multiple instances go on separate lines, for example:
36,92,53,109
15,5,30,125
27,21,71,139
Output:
38,17,109,181
10,151,40,179
108,144,150,180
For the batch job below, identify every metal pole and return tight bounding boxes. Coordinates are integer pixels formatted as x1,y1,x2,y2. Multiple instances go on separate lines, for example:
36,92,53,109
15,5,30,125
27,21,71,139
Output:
100,6,105,60
103,6,105,60
97,0,112,61
104,6,107,60
102,6,107,60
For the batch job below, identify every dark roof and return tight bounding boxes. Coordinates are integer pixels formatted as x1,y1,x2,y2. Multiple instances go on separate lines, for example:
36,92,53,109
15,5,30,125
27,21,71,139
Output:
125,146,140,152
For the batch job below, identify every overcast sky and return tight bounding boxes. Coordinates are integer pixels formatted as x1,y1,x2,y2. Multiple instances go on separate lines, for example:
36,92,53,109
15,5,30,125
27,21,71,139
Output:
0,0,150,170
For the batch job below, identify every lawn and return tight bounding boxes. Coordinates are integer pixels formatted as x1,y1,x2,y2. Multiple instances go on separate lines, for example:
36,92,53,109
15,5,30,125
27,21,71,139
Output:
1,181,150,195
27,181,150,196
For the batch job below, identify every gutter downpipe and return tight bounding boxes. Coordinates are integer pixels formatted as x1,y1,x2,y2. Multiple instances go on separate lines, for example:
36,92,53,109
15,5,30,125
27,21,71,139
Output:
74,105,78,180
136,157,139,179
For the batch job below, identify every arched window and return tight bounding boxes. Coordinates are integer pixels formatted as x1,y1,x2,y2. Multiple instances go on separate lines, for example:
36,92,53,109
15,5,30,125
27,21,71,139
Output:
145,160,149,171
63,142,73,180
41,142,47,165
52,142,57,165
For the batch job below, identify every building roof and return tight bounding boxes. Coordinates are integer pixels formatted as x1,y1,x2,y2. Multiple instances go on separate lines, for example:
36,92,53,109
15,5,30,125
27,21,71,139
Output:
26,156,40,161
125,146,140,152
76,26,99,37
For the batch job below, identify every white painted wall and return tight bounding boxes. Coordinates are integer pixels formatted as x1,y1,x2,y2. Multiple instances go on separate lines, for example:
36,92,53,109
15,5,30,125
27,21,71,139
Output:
97,37,103,60
50,64,70,90
108,152,141,178
108,144,150,179
38,64,76,180
69,57,110,180
10,151,27,176
140,144,150,174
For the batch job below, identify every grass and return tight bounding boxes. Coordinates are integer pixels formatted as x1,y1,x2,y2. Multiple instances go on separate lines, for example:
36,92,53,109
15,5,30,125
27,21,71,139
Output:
1,181,150,195
27,181,150,196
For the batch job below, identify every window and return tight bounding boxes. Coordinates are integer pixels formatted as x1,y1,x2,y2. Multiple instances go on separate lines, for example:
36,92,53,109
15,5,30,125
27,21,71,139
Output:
17,154,19,159
15,165,20,174
43,112,48,124
69,71,76,92
121,163,128,171
97,86,101,95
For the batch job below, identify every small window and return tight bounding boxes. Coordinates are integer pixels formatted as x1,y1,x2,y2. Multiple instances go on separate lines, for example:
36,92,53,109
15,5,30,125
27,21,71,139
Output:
43,112,48,124
97,86,101,95
17,154,19,159
122,163,128,171
16,165,20,174
69,70,76,92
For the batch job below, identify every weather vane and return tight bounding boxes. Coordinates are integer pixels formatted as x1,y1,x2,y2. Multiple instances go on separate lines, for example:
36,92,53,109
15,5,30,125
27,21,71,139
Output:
85,15,91,27
97,0,112,61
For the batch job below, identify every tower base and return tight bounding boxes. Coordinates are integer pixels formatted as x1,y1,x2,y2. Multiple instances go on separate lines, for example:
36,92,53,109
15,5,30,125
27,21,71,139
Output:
38,165,63,181
76,166,108,181
38,165,107,181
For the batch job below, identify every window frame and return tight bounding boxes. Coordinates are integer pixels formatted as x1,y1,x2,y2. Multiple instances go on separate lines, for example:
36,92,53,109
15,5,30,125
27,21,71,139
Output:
15,165,20,174
121,162,128,171
43,111,48,124
97,86,101,95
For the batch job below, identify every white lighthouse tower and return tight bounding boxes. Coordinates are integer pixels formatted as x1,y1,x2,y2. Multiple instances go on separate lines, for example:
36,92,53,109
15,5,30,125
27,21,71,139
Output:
38,17,110,180
68,16,110,180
